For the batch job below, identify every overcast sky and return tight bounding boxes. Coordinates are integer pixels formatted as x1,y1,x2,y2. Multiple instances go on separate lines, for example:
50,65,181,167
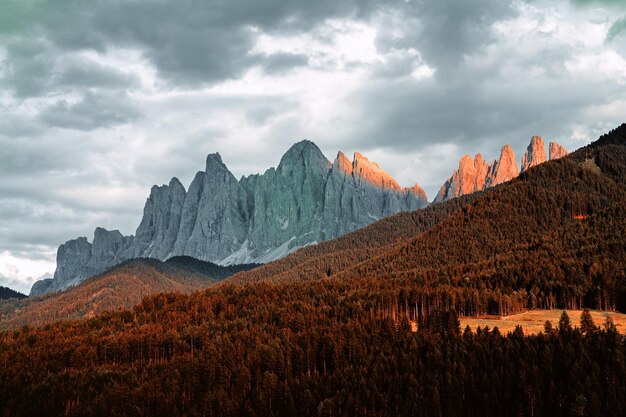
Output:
1,0,625,293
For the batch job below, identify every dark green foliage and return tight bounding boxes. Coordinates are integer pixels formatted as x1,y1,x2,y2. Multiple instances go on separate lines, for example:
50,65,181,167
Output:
544,320,554,334
0,286,27,300
164,256,259,279
421,309,461,337
604,316,618,333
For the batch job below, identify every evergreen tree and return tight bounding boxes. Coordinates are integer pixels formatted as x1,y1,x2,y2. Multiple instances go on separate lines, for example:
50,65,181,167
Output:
579,309,597,334
603,316,617,333
544,320,554,335
558,311,572,334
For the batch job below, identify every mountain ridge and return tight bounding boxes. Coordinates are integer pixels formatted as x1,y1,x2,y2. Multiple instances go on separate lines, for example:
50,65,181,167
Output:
33,141,428,296
31,134,571,296
435,136,566,203
219,124,626,296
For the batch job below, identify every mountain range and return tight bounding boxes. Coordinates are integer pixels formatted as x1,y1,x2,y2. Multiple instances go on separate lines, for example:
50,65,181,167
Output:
31,142,429,295
31,135,565,296
434,135,567,203
1,124,624,415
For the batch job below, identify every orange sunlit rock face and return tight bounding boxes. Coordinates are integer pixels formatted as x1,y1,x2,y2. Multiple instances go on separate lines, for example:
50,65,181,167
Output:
486,144,519,187
332,151,353,176
435,137,568,204
332,150,428,206
352,152,402,191
404,183,428,203
521,136,547,172
434,154,489,202
549,141,568,160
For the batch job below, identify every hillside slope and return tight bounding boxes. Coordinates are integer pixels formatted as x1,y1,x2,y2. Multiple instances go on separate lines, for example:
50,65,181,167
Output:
225,193,480,284
227,124,626,313
0,257,257,329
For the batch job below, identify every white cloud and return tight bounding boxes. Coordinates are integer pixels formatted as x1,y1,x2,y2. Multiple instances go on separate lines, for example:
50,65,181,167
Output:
566,50,626,84
0,251,55,294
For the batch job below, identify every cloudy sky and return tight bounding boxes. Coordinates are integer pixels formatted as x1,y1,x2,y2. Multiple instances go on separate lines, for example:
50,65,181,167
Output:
1,0,625,293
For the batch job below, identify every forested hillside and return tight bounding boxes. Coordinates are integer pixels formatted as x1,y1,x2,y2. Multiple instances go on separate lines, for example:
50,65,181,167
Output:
0,257,257,329
227,125,626,316
0,276,624,416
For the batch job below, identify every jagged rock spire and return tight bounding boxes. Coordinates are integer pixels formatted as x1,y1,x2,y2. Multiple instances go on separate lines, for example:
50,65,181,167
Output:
352,152,402,191
434,154,489,203
549,142,568,160
41,140,430,295
486,144,519,187
521,136,547,172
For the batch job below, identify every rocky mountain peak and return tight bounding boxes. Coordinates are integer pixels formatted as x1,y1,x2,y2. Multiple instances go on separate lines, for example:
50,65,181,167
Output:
205,152,228,173
169,176,184,189
93,227,123,240
486,144,519,187
278,140,329,173
458,154,473,168
352,152,402,191
404,183,429,206
521,136,547,172
433,153,489,203
41,139,430,296
549,142,568,160
333,151,353,176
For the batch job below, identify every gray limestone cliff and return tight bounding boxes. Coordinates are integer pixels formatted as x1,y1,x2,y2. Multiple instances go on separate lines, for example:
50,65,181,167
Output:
33,140,429,295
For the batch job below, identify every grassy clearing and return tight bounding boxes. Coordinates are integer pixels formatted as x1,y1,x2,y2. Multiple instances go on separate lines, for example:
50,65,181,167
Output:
460,309,626,335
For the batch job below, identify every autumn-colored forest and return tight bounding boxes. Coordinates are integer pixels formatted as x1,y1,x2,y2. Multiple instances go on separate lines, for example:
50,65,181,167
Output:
0,125,625,416
1,279,625,417
0,257,257,329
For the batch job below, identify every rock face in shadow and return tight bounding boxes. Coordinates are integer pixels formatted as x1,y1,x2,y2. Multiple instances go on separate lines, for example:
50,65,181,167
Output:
37,140,428,295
